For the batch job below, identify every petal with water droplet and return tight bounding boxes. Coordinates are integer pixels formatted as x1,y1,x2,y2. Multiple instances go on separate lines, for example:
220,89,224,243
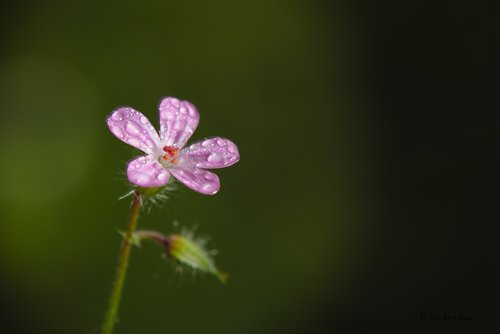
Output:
107,107,161,156
127,156,170,187
177,137,240,169
170,167,220,195
158,97,199,148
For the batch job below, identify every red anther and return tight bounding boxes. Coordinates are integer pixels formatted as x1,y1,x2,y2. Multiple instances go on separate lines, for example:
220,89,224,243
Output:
162,146,179,163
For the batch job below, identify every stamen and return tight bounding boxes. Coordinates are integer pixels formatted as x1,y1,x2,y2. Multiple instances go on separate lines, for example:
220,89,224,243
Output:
161,146,179,164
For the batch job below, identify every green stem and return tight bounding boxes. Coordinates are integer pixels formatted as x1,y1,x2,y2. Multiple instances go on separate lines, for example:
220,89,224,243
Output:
101,191,142,334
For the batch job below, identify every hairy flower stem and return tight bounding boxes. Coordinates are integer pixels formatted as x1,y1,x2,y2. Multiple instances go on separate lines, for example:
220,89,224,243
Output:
102,191,142,334
133,230,170,246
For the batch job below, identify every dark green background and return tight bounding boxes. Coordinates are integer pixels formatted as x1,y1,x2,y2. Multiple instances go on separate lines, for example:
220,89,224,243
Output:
0,1,489,333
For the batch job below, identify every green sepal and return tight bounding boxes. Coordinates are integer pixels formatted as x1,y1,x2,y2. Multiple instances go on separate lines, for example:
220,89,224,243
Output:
168,234,228,283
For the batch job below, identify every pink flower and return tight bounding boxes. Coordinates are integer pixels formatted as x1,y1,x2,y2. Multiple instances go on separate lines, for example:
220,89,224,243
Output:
107,97,239,195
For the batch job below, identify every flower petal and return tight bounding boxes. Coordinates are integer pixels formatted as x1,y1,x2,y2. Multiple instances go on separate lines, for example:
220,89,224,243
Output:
177,137,240,169
107,107,161,156
158,97,200,148
127,156,170,188
170,167,220,195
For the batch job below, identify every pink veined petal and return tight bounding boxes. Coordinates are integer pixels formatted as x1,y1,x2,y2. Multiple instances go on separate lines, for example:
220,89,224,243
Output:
127,156,171,188
177,137,240,169
158,97,200,148
107,107,161,156
170,167,220,195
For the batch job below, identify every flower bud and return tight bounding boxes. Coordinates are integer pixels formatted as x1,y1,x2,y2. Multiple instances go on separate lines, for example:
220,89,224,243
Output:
167,234,228,283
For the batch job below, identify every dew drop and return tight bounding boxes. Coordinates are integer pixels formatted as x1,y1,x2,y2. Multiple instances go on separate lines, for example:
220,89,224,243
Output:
157,172,168,182
127,137,141,147
125,121,141,135
217,139,226,146
207,153,222,163
160,110,169,119
140,115,148,124
170,98,180,107
112,111,124,121
110,125,125,139
202,183,214,192
174,120,186,131
134,172,152,185
188,106,197,117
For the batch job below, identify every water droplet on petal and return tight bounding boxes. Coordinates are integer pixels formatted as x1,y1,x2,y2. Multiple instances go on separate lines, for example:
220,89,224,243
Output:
174,119,186,131
202,183,214,192
112,111,124,121
168,98,180,108
140,115,148,124
110,125,125,139
125,121,141,135
207,153,222,163
188,106,197,117
217,139,225,146
127,137,141,147
133,172,152,185
157,172,168,182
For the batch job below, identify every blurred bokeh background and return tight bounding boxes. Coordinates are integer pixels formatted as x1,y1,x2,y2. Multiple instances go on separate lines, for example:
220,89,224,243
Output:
0,0,489,333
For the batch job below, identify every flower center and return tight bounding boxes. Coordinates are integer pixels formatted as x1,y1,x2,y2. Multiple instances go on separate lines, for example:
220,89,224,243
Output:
160,145,179,166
